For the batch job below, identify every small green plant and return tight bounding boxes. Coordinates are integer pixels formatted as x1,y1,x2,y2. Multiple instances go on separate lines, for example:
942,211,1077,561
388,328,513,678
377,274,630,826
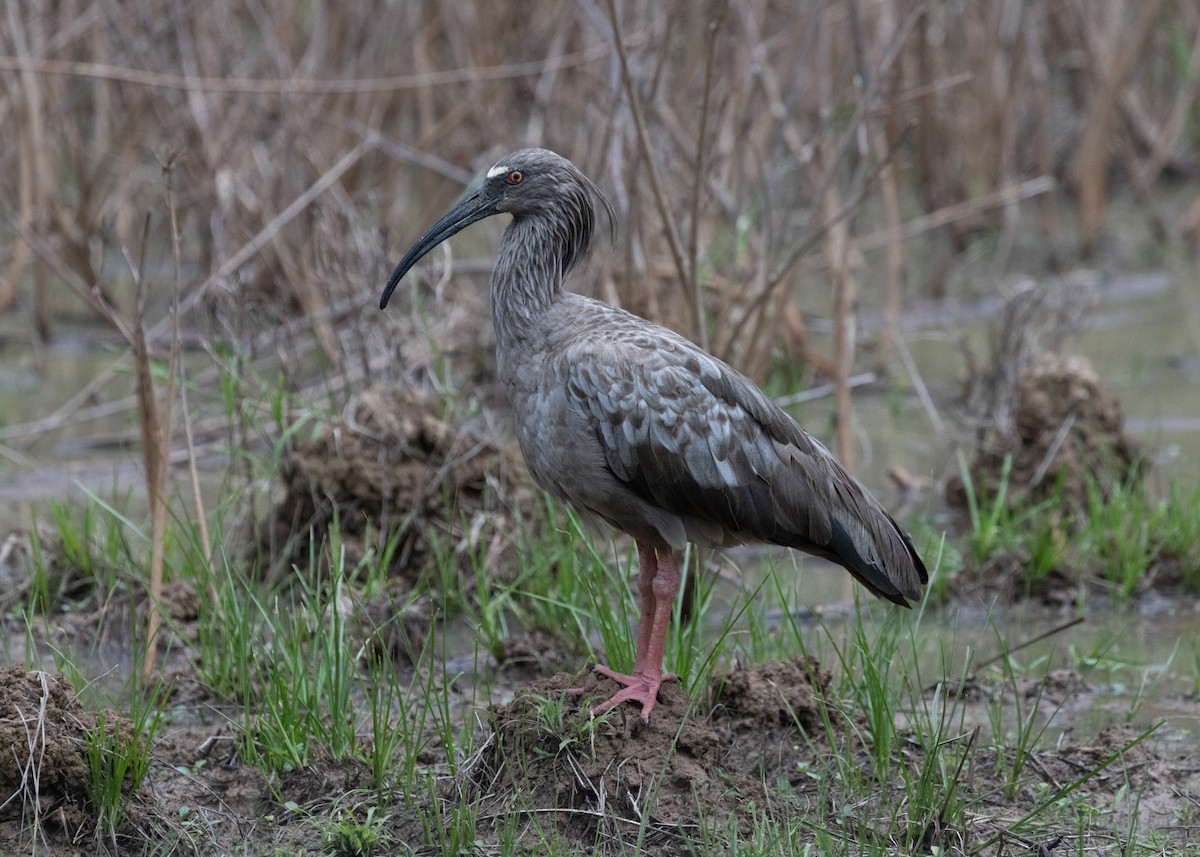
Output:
1152,480,1200,590
84,712,149,841
1083,477,1154,595
957,450,1019,566
415,776,480,857
957,452,1067,589
1025,503,1070,584
318,803,391,857
239,527,362,774
896,621,975,848
84,678,165,844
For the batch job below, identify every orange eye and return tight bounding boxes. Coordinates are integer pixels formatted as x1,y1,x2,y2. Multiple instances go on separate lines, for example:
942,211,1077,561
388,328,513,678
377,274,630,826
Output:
507,170,523,185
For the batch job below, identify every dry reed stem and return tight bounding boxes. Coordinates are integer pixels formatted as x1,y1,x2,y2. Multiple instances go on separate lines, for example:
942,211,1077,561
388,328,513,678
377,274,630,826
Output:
1071,0,1164,254
604,0,696,342
164,157,214,592
819,138,857,473
127,212,177,680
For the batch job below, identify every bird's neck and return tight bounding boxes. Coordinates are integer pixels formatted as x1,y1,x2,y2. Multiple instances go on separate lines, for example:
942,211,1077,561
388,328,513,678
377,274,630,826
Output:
491,214,589,350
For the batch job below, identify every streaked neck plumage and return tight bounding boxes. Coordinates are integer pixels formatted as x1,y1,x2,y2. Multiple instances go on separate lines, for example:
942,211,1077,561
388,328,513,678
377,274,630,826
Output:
490,179,595,353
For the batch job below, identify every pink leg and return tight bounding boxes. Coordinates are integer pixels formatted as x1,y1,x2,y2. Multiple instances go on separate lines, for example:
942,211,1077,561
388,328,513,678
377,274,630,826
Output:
631,542,657,675
592,545,681,721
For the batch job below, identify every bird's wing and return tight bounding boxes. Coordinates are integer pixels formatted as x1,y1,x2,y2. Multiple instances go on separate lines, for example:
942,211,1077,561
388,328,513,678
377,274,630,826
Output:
559,325,927,604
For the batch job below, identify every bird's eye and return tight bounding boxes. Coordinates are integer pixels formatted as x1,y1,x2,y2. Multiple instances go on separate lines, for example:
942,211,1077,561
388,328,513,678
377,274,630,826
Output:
506,170,523,185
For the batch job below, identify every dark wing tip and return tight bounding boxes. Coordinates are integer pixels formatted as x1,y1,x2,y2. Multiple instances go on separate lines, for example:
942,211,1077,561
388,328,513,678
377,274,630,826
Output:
828,518,926,608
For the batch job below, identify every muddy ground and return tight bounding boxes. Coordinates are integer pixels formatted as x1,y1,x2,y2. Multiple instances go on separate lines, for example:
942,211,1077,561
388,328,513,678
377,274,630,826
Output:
2,624,1198,855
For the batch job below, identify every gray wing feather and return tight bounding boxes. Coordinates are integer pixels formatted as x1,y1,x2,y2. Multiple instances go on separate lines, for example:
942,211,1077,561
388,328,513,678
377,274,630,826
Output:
558,322,926,606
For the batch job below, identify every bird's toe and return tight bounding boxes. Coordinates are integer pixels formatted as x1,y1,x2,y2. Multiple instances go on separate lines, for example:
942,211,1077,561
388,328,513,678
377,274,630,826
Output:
589,666,678,721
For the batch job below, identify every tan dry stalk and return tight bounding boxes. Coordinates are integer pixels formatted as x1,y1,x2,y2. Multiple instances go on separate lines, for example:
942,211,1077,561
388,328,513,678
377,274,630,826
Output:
604,0,697,342
819,139,857,473
1071,0,1164,254
127,213,179,680
164,158,214,587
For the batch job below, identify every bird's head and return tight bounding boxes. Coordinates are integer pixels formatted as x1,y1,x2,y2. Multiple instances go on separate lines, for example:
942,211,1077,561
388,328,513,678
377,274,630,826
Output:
380,148,614,309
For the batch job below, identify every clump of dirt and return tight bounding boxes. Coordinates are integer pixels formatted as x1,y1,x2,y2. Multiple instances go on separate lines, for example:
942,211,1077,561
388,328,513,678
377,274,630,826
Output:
468,656,832,855
712,655,829,730
494,628,582,683
951,353,1141,511
258,386,533,585
710,655,832,781
947,352,1152,603
0,666,142,837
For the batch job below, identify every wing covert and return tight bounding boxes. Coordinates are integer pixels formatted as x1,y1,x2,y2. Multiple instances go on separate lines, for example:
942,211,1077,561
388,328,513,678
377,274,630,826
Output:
559,333,827,543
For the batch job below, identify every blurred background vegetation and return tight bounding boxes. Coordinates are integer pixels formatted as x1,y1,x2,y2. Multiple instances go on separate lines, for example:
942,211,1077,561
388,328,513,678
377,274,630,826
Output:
1,0,1198,510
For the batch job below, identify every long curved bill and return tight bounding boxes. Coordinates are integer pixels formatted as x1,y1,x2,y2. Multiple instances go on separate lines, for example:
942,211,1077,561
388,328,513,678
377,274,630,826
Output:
379,188,498,310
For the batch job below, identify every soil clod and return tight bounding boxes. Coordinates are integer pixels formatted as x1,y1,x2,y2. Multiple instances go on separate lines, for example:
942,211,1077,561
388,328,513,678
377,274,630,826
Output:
258,386,531,584
953,353,1142,511
0,666,143,841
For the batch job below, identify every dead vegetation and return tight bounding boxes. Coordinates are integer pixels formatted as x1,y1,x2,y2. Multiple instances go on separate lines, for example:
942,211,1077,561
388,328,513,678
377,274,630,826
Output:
3,0,1199,379
953,278,1143,510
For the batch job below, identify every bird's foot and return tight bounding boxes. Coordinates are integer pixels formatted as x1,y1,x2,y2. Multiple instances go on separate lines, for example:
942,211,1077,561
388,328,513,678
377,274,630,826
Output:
589,665,679,721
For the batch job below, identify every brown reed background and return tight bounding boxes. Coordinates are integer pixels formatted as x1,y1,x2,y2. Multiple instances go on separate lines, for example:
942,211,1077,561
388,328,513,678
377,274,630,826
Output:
2,0,1197,390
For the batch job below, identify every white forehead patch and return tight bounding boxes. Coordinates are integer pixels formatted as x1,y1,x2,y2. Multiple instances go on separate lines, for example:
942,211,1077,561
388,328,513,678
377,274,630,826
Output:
486,163,509,179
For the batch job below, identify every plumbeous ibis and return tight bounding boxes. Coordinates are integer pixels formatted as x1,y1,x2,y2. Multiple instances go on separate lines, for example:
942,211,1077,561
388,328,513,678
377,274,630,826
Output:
380,148,927,721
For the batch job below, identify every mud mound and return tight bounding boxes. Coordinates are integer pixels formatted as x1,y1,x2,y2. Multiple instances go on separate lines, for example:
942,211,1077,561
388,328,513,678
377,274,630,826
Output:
952,354,1141,511
0,666,141,833
259,386,532,583
710,655,832,781
713,655,829,730
469,657,832,855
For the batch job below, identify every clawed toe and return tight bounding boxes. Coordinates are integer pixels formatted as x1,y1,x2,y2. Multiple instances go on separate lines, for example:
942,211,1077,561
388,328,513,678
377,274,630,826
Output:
588,664,679,721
